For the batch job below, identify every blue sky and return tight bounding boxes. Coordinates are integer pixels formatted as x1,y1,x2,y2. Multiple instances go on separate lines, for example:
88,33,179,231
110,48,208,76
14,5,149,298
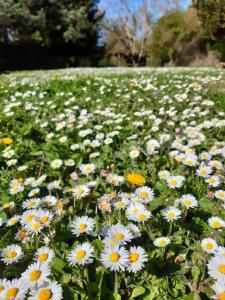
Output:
100,0,192,18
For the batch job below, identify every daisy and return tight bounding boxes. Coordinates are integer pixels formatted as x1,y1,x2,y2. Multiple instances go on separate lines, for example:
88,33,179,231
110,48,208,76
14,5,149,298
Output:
68,242,94,266
162,206,181,222
15,229,30,243
206,176,220,188
100,246,129,271
126,203,146,222
42,195,57,207
25,219,43,235
1,279,28,300
127,246,148,273
113,198,129,210
196,166,212,178
6,215,20,227
166,176,185,189
28,280,63,300
212,281,225,300
201,238,218,254
215,190,225,201
35,247,54,264
129,149,140,159
208,217,225,229
36,209,54,227
1,244,23,265
71,216,95,236
28,188,40,198
22,198,40,209
21,262,51,288
207,255,225,282
20,209,37,226
72,185,90,199
153,237,171,247
107,223,133,245
106,174,125,186
79,163,95,175
216,246,225,258
0,279,9,295
50,159,63,169
64,159,75,167
135,186,154,203
179,194,198,209
158,170,170,180
137,209,152,223
209,160,223,170
126,223,141,238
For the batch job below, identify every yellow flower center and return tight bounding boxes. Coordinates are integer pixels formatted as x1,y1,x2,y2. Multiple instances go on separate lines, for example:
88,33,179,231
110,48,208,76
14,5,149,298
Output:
209,178,215,183
205,243,213,250
77,189,84,196
139,214,146,221
167,212,175,219
129,252,139,262
76,250,86,260
218,192,224,198
219,292,225,300
6,288,18,299
218,264,225,274
0,285,4,292
79,223,87,231
33,221,41,230
109,252,119,262
18,230,27,239
170,179,177,186
117,201,124,207
38,288,53,300
132,208,139,214
38,253,48,262
159,240,167,246
85,167,91,172
40,216,49,224
115,233,124,241
140,191,148,199
28,201,35,207
6,251,17,259
25,214,34,222
184,199,191,206
30,270,41,281
212,221,222,228
10,218,17,225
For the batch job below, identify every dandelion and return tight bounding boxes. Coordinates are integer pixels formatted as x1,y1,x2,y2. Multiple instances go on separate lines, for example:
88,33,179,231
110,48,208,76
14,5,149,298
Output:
126,173,146,186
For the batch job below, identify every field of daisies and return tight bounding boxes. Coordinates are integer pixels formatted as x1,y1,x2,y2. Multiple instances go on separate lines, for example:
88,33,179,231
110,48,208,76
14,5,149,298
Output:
0,68,225,300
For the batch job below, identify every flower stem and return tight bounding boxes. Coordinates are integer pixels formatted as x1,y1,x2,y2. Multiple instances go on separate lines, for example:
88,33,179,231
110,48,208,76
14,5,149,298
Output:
114,271,119,294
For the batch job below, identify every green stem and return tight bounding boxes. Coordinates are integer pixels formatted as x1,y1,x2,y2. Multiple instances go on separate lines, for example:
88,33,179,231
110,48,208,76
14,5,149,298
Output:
114,271,119,294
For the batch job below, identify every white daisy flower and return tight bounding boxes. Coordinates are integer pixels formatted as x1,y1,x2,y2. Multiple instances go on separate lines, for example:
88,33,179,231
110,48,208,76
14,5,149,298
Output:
79,163,95,175
207,255,225,283
158,170,170,180
153,237,171,247
197,165,213,178
1,244,23,265
212,281,225,300
15,229,30,244
162,206,181,222
135,186,154,203
113,198,129,210
35,247,54,264
209,160,223,170
106,174,125,186
179,194,198,209
215,246,225,258
28,280,63,300
201,238,218,254
64,159,75,167
22,198,40,209
72,185,90,199
100,246,129,271
42,195,57,207
36,209,54,227
0,278,9,296
28,188,40,198
107,223,133,245
129,149,140,159
71,216,95,236
127,246,147,273
25,219,43,235
6,215,20,227
127,223,141,238
166,176,185,189
206,176,220,187
50,159,63,169
21,262,51,288
1,279,28,300
215,190,225,201
68,242,94,266
126,203,146,222
208,217,225,229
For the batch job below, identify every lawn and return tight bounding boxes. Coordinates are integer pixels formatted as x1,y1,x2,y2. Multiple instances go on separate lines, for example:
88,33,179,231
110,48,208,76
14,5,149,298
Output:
0,68,225,300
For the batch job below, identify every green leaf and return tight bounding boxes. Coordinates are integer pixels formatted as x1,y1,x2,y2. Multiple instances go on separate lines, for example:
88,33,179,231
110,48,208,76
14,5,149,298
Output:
51,258,66,273
186,292,201,300
130,286,146,299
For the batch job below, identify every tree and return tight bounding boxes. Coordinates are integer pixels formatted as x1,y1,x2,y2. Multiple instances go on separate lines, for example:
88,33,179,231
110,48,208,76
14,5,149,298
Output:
192,0,225,40
103,0,152,66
